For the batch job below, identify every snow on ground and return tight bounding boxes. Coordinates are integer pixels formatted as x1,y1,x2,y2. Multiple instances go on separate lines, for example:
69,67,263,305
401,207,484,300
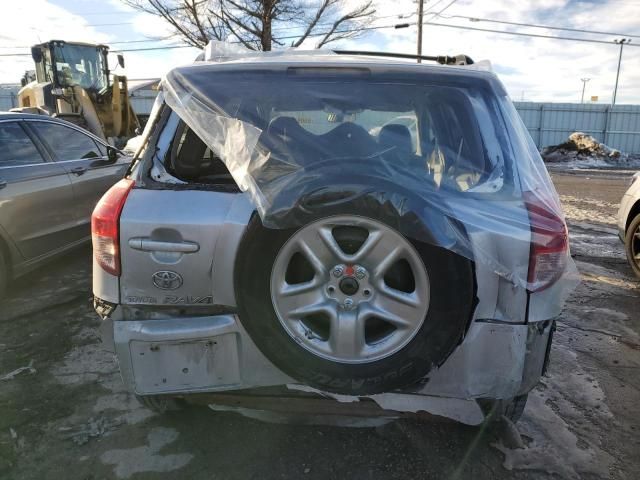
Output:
550,156,640,170
494,247,638,480
542,132,640,170
495,357,615,480
560,194,619,226
100,428,193,479
492,172,640,479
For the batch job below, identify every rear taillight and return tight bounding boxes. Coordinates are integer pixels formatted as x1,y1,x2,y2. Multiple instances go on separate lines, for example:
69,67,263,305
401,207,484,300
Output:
525,192,569,292
91,179,134,276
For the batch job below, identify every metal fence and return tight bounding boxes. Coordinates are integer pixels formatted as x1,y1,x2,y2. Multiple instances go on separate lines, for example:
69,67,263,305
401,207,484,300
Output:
514,102,640,154
126,98,640,154
124,98,640,154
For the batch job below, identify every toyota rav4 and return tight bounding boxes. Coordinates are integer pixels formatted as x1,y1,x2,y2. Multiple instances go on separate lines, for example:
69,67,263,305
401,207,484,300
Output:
92,47,576,425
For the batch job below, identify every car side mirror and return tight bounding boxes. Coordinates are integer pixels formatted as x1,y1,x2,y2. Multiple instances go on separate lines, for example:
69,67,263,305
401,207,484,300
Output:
107,146,120,163
117,54,125,69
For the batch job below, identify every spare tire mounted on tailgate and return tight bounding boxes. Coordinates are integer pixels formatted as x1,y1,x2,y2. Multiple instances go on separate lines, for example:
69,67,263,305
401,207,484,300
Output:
235,192,476,396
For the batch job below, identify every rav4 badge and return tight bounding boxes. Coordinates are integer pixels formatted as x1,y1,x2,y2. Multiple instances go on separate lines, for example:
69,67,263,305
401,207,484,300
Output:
152,270,183,290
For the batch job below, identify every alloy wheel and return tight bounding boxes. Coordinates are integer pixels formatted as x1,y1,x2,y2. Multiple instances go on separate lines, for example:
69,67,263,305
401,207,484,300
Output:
270,216,430,364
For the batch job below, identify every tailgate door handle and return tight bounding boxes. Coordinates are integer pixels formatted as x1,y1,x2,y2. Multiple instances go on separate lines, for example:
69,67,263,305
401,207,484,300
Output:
128,238,200,253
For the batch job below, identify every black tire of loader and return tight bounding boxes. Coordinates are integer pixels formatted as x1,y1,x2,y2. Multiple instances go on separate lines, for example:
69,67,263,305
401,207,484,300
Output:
234,207,476,396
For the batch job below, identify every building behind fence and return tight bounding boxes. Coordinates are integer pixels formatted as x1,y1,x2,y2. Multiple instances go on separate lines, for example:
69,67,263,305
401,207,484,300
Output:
3,82,640,154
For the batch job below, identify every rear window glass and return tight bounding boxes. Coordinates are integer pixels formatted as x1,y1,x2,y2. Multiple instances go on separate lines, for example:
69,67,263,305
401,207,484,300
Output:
166,123,235,185
276,109,418,151
167,69,512,193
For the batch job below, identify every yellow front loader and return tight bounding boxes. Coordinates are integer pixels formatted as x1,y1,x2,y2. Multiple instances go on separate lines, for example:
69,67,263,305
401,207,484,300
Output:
16,40,140,145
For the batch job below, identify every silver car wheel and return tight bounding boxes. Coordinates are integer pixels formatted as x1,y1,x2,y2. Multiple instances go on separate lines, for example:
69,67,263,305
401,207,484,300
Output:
270,215,430,364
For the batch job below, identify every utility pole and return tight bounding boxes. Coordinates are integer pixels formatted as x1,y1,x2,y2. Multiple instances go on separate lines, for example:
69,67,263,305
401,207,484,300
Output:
612,38,630,106
580,78,590,103
416,0,424,63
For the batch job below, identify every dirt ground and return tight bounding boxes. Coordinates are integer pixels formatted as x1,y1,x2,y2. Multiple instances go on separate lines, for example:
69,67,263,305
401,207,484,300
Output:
1,170,638,480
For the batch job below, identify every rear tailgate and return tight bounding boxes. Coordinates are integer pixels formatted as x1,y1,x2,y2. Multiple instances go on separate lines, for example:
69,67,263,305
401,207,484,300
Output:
118,188,253,308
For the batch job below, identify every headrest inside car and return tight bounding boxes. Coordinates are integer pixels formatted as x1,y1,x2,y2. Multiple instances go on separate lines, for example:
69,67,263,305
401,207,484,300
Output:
378,124,412,153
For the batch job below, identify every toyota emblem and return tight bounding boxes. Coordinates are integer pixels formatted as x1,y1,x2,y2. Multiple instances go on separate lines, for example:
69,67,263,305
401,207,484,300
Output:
152,270,183,290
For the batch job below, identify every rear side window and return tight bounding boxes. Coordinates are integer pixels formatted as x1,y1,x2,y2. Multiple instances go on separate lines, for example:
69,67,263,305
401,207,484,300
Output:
166,123,236,186
30,122,102,161
0,122,44,166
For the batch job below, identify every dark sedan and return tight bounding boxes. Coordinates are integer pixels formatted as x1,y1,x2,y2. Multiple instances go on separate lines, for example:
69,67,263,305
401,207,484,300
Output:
0,113,130,298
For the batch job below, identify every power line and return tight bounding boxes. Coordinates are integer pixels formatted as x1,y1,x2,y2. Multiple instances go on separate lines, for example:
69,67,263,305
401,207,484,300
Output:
439,14,640,39
114,20,640,52
422,20,640,46
111,22,412,52
270,11,416,33
0,36,176,49
53,11,137,16
0,42,191,56
426,0,460,16
108,37,175,45
113,45,196,53
3,16,640,57
0,11,415,55
0,10,418,47
85,22,134,27
44,11,640,43
421,0,448,14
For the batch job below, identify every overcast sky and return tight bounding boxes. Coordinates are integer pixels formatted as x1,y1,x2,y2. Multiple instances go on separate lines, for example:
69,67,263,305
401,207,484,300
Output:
1,0,639,104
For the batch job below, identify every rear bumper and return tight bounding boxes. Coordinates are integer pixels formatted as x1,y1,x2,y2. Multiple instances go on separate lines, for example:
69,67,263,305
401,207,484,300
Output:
112,315,292,396
109,314,553,422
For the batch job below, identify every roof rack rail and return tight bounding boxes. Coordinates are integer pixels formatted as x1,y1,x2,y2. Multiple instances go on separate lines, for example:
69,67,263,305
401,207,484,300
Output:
333,50,474,65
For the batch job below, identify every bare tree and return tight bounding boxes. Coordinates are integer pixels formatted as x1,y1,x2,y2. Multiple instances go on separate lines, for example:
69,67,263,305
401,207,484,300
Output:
123,0,376,51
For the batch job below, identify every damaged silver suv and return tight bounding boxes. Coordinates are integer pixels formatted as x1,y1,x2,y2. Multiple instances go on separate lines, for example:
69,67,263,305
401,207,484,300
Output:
92,47,576,425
